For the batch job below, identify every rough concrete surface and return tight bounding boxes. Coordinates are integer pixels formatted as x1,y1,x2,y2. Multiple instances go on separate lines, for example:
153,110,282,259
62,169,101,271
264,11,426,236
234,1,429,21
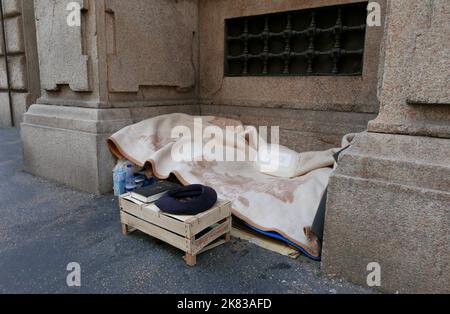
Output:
198,0,385,152
34,0,91,92
369,0,450,138
322,132,450,294
198,0,385,114
0,128,374,294
105,0,198,92
201,104,376,152
0,0,40,128
21,104,200,194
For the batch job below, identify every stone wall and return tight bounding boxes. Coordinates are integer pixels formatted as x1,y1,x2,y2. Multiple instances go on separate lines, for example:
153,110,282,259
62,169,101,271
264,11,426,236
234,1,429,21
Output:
368,0,450,138
0,0,40,127
198,0,386,152
322,0,450,293
104,0,198,107
22,0,387,191
22,0,200,193
35,0,199,113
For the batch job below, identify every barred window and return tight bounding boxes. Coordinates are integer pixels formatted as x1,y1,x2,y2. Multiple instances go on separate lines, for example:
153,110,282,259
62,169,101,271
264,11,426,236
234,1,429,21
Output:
225,2,368,77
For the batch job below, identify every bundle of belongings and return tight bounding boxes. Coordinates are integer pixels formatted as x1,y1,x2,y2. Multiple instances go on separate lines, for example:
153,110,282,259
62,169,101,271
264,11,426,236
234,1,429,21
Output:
108,113,353,260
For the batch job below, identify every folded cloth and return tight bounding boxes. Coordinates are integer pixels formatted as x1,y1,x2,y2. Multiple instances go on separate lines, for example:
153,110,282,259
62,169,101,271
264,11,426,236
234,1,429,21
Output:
156,184,218,215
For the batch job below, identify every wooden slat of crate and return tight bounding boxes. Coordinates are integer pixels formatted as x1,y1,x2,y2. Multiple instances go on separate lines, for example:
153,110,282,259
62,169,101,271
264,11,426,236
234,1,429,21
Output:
120,195,188,237
164,212,195,223
186,200,231,238
120,195,232,266
120,211,190,252
119,195,146,211
191,217,232,255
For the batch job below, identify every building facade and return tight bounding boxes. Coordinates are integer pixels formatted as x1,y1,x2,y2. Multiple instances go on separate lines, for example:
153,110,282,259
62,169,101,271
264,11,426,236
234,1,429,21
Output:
0,0,40,127
0,0,448,293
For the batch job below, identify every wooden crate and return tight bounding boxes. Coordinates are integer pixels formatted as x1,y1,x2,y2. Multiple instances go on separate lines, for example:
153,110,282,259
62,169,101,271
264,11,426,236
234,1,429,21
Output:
119,193,232,266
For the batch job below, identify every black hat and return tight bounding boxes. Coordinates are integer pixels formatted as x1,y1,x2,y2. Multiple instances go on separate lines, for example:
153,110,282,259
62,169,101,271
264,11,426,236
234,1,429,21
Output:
156,184,218,215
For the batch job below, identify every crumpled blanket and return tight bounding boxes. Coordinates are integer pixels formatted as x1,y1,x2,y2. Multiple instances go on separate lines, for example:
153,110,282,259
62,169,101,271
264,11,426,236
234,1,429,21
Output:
108,113,343,258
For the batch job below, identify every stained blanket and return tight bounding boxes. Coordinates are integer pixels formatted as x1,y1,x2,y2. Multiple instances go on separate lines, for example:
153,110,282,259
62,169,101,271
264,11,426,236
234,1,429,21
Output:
108,113,344,258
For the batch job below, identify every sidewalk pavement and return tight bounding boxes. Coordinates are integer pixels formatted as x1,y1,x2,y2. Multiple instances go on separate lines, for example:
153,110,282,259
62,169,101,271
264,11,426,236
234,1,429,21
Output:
0,128,374,294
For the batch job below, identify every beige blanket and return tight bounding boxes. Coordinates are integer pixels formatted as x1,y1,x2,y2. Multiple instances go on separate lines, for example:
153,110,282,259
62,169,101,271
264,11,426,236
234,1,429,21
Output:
108,113,341,258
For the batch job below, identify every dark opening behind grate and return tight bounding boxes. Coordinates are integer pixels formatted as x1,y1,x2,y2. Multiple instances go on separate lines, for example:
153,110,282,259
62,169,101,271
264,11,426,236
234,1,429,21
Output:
225,2,368,77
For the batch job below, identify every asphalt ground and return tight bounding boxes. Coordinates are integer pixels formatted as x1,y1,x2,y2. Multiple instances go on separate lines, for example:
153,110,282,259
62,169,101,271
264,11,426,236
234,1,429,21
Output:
0,128,374,294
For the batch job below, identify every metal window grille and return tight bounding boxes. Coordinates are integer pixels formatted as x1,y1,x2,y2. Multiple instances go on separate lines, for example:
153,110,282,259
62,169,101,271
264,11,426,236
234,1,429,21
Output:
225,2,368,76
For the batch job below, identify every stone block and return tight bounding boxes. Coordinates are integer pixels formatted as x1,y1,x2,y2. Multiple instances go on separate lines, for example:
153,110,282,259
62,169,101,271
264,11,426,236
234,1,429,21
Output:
0,23,3,56
35,0,91,92
10,92,28,126
22,123,114,194
198,0,386,114
0,55,27,90
280,129,344,153
0,91,29,127
322,132,450,293
0,15,25,55
406,0,450,105
105,0,197,92
0,91,11,127
21,105,133,193
1,0,22,17
130,104,200,123
21,103,202,193
369,0,450,138
201,104,375,152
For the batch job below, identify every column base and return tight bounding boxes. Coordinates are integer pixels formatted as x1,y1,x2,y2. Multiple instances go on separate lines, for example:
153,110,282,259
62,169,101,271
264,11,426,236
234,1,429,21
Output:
21,105,133,194
322,132,450,293
21,104,200,194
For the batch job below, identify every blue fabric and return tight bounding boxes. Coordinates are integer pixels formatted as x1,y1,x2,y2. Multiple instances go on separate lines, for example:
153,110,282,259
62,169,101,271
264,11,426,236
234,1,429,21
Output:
246,224,321,261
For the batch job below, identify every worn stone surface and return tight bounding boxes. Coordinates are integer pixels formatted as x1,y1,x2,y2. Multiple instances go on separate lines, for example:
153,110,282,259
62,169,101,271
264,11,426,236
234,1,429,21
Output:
1,0,21,16
322,1,450,293
369,0,450,138
322,132,450,294
0,92,28,127
34,0,91,92
0,15,25,55
22,123,113,194
21,105,129,194
406,0,450,105
0,55,27,90
102,0,199,107
198,0,385,114
334,132,450,192
24,0,201,192
0,0,40,127
0,92,13,127
105,0,197,92
34,0,101,108
34,0,199,108
197,0,385,152
21,104,200,193
202,104,376,151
